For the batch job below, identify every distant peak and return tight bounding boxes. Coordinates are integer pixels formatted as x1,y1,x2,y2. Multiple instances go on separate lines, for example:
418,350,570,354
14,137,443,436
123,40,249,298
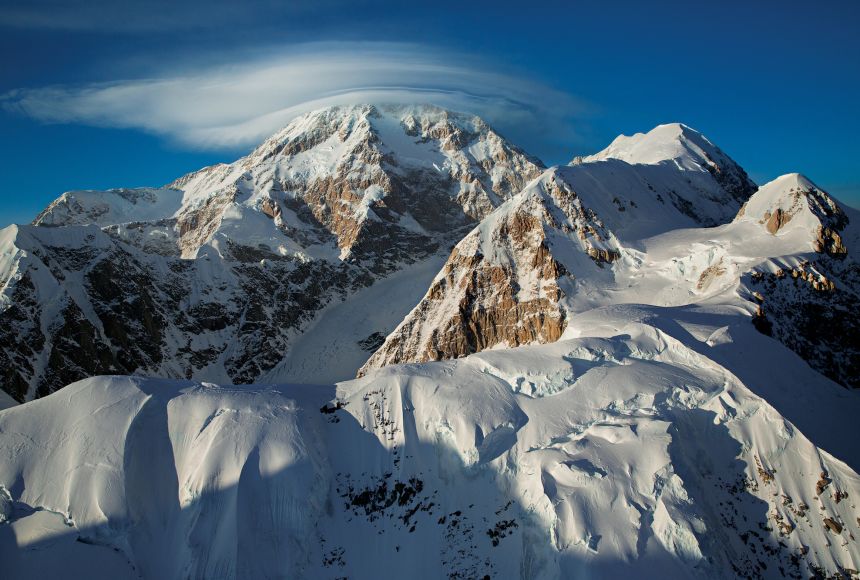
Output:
575,121,756,203
767,172,817,191
749,173,823,205
242,102,543,174
247,103,491,161
580,122,716,167
265,103,482,139
653,121,702,134
736,173,848,246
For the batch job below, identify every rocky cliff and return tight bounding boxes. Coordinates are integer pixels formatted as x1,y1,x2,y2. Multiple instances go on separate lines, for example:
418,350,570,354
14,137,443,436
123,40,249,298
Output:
360,170,620,372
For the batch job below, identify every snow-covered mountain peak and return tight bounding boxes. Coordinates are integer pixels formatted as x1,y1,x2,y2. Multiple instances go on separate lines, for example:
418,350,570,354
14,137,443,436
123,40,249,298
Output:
246,103,531,170
2,104,548,400
32,187,183,228
579,122,757,208
736,173,851,255
244,104,378,167
740,173,832,217
32,104,545,265
583,122,717,168
469,168,621,267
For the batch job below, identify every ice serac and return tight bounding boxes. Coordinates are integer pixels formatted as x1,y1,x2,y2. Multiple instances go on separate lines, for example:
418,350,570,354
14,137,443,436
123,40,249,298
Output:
738,174,859,388
0,104,545,402
360,169,621,373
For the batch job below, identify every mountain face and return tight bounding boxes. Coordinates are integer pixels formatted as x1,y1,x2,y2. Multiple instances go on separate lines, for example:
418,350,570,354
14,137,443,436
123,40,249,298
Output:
35,104,543,268
361,125,854,377
2,106,860,579
360,169,621,372
362,164,860,387
572,123,757,237
736,174,859,388
364,129,858,390
0,105,544,402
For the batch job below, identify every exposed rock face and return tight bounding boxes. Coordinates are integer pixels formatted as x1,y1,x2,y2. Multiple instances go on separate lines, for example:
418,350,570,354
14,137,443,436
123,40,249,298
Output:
740,176,859,388
0,225,371,400
0,272,45,402
747,258,860,389
360,239,566,368
764,208,792,234
1,105,544,403
360,169,620,373
813,224,848,256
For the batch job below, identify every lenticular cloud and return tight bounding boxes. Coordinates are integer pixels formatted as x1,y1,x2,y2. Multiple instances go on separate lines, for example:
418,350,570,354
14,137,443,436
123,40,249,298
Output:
2,42,582,153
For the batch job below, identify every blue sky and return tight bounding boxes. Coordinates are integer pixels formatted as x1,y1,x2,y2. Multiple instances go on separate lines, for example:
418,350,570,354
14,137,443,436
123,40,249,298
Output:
2,0,859,226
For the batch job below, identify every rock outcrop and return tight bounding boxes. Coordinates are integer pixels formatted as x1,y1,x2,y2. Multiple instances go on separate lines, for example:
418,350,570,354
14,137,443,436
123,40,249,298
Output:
359,170,621,373
747,258,859,389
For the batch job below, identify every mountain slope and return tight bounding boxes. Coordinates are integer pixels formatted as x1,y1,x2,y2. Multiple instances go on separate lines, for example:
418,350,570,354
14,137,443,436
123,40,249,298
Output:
735,174,860,388
360,169,621,372
364,167,860,392
0,105,544,402
2,318,859,579
571,123,757,238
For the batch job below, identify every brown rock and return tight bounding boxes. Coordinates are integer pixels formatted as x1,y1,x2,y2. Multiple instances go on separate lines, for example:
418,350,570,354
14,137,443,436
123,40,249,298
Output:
823,518,843,534
816,471,832,496
765,208,792,234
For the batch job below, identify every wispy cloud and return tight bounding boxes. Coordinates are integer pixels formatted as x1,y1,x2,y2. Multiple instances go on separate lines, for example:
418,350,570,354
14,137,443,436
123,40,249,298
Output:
1,42,586,159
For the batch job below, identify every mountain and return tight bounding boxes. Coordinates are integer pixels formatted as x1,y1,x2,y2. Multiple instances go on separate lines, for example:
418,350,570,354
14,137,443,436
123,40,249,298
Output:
362,124,764,373
579,122,756,207
734,174,859,388
364,167,859,388
2,108,860,579
360,169,621,372
35,104,543,267
2,326,859,578
0,105,544,402
571,123,757,238
362,118,858,388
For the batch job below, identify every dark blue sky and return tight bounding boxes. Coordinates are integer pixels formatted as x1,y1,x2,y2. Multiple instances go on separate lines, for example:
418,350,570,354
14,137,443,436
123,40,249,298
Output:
2,0,859,226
